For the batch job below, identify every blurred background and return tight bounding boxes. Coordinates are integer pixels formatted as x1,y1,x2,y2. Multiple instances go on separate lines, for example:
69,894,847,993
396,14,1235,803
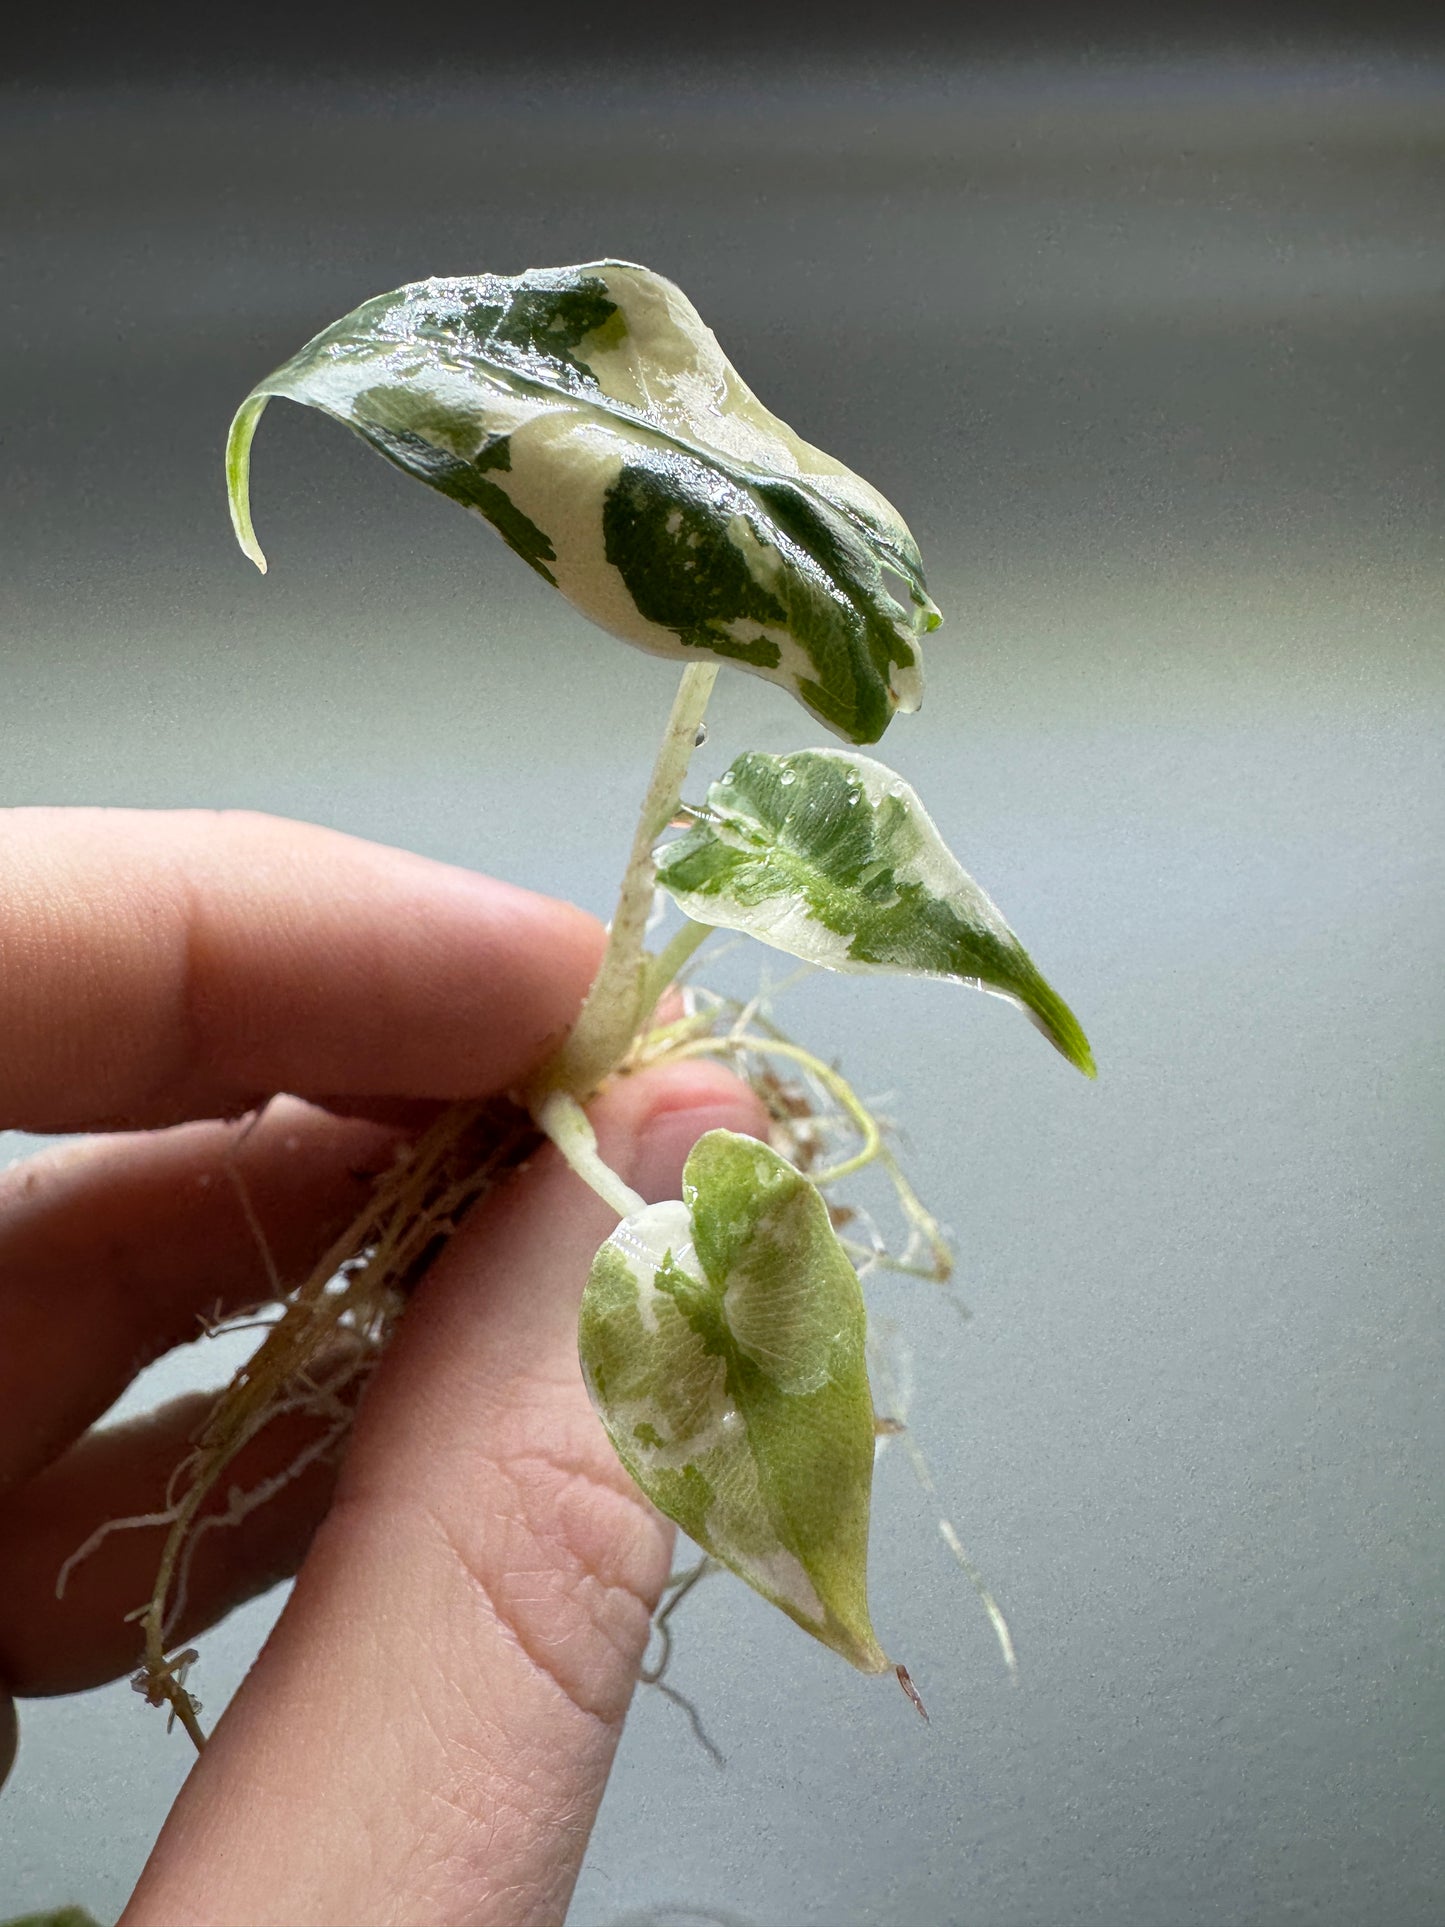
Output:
2,6,1442,1923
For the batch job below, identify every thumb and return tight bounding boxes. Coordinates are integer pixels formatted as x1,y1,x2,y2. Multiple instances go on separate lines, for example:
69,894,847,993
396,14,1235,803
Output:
123,1061,768,1927
0,1685,15,1792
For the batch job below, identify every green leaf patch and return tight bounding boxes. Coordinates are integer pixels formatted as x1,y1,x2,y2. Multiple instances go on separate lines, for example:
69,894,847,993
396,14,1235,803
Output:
657,749,1095,1074
579,1129,888,1672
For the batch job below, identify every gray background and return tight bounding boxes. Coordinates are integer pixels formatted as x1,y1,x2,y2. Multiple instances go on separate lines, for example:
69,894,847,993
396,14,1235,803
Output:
1,38,1442,1927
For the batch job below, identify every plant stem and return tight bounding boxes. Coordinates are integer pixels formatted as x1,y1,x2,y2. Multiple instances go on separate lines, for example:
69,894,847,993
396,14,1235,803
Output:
534,662,717,1102
532,1089,646,1218
637,915,713,1020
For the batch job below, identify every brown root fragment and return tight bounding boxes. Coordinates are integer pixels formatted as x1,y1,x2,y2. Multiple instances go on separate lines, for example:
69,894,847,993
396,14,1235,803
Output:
895,1662,929,1721
132,1097,538,1745
131,1645,203,1745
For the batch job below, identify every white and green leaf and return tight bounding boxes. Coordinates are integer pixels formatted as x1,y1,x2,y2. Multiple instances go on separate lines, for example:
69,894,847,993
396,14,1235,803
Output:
579,1128,888,1673
657,749,1096,1075
227,260,940,746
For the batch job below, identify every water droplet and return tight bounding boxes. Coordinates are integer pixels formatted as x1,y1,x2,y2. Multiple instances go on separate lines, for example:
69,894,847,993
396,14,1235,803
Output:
779,769,797,787
694,723,709,747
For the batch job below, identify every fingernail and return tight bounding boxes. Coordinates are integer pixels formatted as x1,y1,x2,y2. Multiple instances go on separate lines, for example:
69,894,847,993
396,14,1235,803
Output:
628,1098,762,1206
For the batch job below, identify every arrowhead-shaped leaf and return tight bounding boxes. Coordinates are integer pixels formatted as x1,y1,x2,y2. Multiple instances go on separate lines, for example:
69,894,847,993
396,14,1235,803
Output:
657,748,1096,1075
227,260,939,745
579,1129,888,1672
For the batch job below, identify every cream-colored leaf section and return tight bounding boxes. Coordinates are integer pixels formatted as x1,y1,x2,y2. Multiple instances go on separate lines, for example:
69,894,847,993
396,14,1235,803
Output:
720,1191,839,1397
584,263,920,568
588,1201,829,1632
839,752,1017,947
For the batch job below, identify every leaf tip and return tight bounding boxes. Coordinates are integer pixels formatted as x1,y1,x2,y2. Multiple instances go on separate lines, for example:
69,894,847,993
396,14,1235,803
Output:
1020,979,1096,1079
225,393,271,576
1069,1030,1098,1080
1055,1020,1097,1079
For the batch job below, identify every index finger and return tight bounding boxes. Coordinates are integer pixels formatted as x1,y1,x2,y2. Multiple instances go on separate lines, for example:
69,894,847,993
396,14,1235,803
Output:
0,809,604,1132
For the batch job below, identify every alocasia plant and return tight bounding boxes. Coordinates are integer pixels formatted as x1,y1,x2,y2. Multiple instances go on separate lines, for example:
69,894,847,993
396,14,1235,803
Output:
127,259,1091,1742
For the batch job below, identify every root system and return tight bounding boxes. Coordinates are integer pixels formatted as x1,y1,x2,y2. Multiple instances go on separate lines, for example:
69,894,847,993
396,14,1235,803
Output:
77,992,971,1746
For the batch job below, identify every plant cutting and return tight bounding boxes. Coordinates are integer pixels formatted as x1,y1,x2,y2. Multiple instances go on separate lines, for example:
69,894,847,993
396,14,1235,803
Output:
115,259,1092,1744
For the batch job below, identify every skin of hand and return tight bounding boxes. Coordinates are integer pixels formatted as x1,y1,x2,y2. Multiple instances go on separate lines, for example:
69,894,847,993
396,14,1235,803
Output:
0,806,768,1926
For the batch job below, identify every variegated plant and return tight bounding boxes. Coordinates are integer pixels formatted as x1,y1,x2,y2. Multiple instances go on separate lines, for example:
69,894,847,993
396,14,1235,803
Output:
225,261,1094,1718
228,260,938,747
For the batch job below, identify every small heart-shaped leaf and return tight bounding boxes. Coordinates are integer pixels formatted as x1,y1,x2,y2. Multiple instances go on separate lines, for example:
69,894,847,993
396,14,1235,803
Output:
579,1129,887,1672
657,748,1095,1074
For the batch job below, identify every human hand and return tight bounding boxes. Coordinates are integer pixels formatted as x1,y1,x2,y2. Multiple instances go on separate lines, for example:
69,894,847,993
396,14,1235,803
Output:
0,808,765,1925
